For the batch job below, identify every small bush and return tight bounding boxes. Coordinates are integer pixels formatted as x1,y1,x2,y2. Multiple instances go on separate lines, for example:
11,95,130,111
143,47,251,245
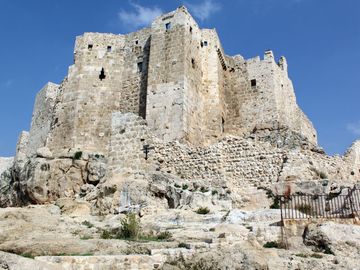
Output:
20,253,35,259
119,213,141,239
80,235,93,240
263,241,285,249
295,253,308,258
270,196,280,209
174,183,181,188
82,220,94,228
324,246,334,255
311,253,323,259
182,184,188,190
100,229,113,239
73,151,83,160
196,207,210,215
178,242,189,249
200,187,209,193
212,190,218,195
156,231,172,240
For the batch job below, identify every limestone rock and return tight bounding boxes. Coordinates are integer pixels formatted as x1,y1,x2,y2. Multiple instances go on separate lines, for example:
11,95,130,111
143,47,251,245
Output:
36,147,53,159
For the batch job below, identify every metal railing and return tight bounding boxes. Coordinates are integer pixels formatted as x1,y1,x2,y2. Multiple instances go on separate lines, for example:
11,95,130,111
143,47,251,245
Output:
280,188,360,220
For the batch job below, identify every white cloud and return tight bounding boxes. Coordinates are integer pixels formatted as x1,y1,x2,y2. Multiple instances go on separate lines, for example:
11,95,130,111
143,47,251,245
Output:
347,121,360,135
186,0,221,21
118,2,163,30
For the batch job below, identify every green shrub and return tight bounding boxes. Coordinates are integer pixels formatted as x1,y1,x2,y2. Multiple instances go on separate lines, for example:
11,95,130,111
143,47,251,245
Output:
119,213,141,239
196,207,210,215
82,220,94,228
178,242,189,249
200,187,209,193
311,253,323,259
174,183,181,188
182,184,188,190
155,231,172,240
324,246,334,255
100,229,113,239
212,190,218,195
263,241,285,249
295,253,308,258
270,196,280,209
80,235,93,240
73,151,83,160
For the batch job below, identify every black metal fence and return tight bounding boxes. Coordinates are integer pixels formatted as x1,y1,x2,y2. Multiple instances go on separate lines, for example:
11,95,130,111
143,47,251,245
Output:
280,188,360,220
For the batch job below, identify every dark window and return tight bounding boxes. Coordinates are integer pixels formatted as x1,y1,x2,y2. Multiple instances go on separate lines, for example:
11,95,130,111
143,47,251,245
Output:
107,46,112,52
203,41,208,46
221,117,225,133
135,40,139,45
99,68,106,80
191,58,195,69
137,62,143,73
165,22,171,30
88,44,93,50
200,41,204,47
251,79,257,87
190,26,193,33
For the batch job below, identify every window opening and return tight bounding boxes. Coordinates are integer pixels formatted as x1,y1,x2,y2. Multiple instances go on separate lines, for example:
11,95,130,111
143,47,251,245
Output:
251,79,257,87
99,68,106,80
88,44,93,50
221,117,225,133
203,41,208,46
191,58,195,69
165,22,171,30
107,46,112,52
190,26,193,33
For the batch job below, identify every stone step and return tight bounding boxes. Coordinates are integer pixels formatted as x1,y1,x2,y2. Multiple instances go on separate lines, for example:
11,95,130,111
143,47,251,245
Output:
35,254,166,270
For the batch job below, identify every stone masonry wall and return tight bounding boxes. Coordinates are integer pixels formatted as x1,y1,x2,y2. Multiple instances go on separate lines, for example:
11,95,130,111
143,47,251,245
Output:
27,82,59,157
47,30,151,155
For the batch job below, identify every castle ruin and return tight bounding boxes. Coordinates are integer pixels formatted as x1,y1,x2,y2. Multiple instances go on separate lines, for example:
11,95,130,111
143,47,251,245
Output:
1,6,359,208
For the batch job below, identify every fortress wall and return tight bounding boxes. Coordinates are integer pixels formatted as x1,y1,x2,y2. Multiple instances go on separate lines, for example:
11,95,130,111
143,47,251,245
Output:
47,31,151,154
150,137,285,188
119,29,152,118
182,15,206,144
109,113,153,177
200,29,227,144
27,82,59,156
146,8,189,142
224,55,251,136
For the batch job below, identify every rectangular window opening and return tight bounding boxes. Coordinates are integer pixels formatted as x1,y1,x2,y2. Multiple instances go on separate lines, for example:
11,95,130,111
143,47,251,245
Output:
203,41,208,46
165,22,171,30
88,44,93,50
191,58,195,69
190,26,193,33
107,46,112,52
135,40,139,45
251,79,257,87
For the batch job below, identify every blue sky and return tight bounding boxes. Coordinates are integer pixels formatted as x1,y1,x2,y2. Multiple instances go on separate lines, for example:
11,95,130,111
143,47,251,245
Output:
0,0,359,157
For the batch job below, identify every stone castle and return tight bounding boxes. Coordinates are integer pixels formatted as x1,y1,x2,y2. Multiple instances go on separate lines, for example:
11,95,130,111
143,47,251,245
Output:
1,6,359,208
